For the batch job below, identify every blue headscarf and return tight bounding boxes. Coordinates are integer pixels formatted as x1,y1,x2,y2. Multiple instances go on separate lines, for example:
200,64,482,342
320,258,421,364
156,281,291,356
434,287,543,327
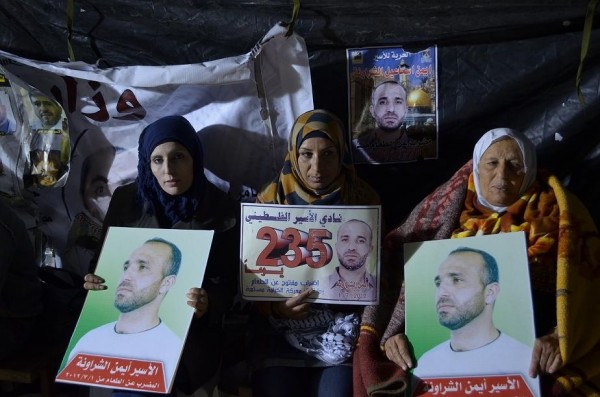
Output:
136,115,207,226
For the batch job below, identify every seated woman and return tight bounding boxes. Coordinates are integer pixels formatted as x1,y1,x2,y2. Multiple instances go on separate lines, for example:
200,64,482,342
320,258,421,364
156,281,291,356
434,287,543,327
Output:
354,128,600,396
248,109,380,397
83,115,239,396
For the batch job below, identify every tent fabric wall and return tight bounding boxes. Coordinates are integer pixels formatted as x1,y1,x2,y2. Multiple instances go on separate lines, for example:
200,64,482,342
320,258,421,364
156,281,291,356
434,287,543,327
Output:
1,0,599,229
0,1,594,66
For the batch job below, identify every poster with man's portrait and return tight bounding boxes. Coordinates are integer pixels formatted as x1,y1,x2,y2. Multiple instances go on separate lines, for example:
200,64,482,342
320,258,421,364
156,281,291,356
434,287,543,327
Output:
241,203,381,305
347,45,438,164
56,227,214,394
404,232,540,397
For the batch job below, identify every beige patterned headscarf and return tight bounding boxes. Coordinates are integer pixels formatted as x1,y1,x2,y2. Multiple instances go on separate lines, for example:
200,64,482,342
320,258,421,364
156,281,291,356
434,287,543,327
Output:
258,109,380,206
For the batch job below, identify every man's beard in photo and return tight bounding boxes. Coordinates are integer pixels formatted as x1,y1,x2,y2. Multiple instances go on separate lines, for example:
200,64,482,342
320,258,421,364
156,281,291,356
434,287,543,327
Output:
437,293,486,331
339,253,368,272
378,123,402,133
114,283,159,313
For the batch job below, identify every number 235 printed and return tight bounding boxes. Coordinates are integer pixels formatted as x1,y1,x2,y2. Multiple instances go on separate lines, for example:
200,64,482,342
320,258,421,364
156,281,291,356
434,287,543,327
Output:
240,203,381,301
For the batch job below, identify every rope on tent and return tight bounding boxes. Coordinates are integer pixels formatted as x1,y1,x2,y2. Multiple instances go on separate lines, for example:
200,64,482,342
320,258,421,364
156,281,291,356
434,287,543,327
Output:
576,0,598,106
285,0,301,37
66,0,76,61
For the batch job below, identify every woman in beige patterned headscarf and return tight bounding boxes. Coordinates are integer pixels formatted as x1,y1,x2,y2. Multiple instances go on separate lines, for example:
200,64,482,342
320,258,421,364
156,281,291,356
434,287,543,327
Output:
258,109,379,206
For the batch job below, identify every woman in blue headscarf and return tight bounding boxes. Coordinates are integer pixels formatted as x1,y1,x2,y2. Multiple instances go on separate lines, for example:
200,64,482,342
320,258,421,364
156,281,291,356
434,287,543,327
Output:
83,115,239,396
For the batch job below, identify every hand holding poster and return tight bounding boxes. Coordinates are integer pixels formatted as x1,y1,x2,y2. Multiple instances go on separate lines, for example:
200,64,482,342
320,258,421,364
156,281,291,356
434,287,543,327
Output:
241,203,381,305
405,232,540,396
56,227,214,394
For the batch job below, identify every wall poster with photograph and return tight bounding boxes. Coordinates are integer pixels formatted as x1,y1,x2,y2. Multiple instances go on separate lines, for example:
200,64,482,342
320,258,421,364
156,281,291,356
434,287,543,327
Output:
347,45,438,164
404,232,540,397
241,203,381,305
55,226,214,394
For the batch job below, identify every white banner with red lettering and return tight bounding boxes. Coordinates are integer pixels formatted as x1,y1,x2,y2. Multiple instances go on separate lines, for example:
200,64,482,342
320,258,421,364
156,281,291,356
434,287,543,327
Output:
0,23,313,276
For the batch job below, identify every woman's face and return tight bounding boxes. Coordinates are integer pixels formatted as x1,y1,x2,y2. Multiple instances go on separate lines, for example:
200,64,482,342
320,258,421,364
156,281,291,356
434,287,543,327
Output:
150,141,194,195
297,137,341,190
478,138,526,207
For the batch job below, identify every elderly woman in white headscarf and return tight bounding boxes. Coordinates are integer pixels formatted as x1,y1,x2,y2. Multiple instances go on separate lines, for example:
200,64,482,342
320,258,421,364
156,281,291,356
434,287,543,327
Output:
354,128,600,397
472,128,537,212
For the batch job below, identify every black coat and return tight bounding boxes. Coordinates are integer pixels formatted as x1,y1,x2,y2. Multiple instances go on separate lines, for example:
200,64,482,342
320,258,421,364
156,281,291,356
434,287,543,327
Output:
99,181,240,392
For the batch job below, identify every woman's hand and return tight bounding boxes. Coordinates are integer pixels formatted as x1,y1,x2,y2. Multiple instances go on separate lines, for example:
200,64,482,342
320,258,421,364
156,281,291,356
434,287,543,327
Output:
186,288,209,319
83,273,107,291
384,333,414,371
271,288,313,320
529,329,562,377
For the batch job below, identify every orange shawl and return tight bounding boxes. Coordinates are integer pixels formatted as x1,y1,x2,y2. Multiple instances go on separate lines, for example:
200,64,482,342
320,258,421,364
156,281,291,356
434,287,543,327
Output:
354,160,600,396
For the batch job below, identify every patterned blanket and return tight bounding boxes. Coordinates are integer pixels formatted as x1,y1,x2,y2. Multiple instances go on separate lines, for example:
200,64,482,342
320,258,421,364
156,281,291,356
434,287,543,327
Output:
353,160,600,396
